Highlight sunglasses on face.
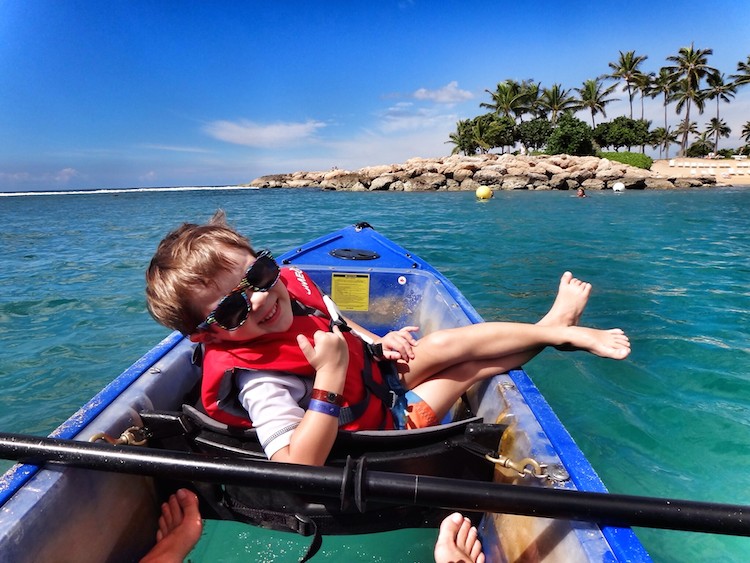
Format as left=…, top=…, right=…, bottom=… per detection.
left=196, top=250, right=280, bottom=332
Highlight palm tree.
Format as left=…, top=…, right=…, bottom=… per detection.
left=634, top=71, right=654, bottom=120
left=516, top=80, right=543, bottom=121
left=446, top=119, right=477, bottom=155
left=704, top=118, right=731, bottom=153
left=649, top=68, right=677, bottom=131
left=689, top=131, right=714, bottom=157
left=470, top=118, right=493, bottom=153
left=607, top=50, right=648, bottom=119
left=730, top=55, right=750, bottom=87
left=480, top=80, right=526, bottom=121
left=574, top=78, right=618, bottom=127
left=705, top=73, right=736, bottom=152
left=665, top=43, right=717, bottom=156
left=650, top=126, right=678, bottom=159
left=539, top=84, right=577, bottom=124
left=742, top=121, right=750, bottom=144
left=741, top=121, right=750, bottom=154
left=674, top=118, right=699, bottom=147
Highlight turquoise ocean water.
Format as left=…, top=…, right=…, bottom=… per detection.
left=1, top=187, right=749, bottom=562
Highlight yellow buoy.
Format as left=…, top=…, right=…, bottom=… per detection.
left=475, top=185, right=493, bottom=200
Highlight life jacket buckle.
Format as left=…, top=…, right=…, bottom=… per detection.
left=366, top=342, right=384, bottom=360
left=330, top=317, right=351, bottom=332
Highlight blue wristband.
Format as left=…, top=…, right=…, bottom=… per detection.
left=308, top=398, right=341, bottom=418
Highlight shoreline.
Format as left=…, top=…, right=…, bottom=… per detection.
left=247, top=154, right=729, bottom=192
left=650, top=157, right=750, bottom=186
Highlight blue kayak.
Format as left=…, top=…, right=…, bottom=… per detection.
left=0, top=222, right=651, bottom=562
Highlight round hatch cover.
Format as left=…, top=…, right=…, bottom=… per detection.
left=329, top=248, right=380, bottom=260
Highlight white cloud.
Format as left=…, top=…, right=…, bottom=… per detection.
left=248, top=117, right=459, bottom=175
left=140, top=144, right=212, bottom=154
left=203, top=119, right=327, bottom=148
left=413, top=81, right=474, bottom=104
left=54, top=168, right=80, bottom=183
left=0, top=168, right=82, bottom=189
left=378, top=102, right=460, bottom=134
left=139, top=171, right=158, bottom=183
left=0, top=171, right=32, bottom=183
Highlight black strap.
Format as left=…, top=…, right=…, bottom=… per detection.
left=225, top=494, right=323, bottom=562
left=295, top=296, right=397, bottom=428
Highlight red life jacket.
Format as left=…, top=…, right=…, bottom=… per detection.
left=201, top=267, right=395, bottom=431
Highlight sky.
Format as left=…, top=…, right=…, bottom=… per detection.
left=1, top=1, right=749, bottom=192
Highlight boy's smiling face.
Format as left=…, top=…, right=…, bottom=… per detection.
left=190, top=247, right=293, bottom=344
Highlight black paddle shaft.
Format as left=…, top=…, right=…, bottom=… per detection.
left=1, top=432, right=749, bottom=536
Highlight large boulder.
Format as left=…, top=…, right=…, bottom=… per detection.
left=249, top=174, right=291, bottom=188
left=501, top=176, right=530, bottom=190
left=405, top=172, right=447, bottom=191
left=369, top=174, right=396, bottom=191
left=548, top=172, right=570, bottom=189
left=359, top=164, right=397, bottom=179
left=474, top=166, right=507, bottom=185
left=320, top=172, right=368, bottom=190
left=644, top=178, right=677, bottom=190
left=581, top=178, right=606, bottom=190
left=459, top=178, right=483, bottom=191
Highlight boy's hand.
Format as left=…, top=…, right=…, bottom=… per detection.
left=297, top=326, right=349, bottom=373
left=377, top=326, right=419, bottom=361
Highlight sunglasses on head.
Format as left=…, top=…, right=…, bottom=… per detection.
left=196, top=250, right=280, bottom=332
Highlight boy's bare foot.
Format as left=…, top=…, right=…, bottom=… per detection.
left=434, top=512, right=485, bottom=563
left=566, top=326, right=631, bottom=360
left=140, top=489, right=203, bottom=563
left=538, top=272, right=591, bottom=328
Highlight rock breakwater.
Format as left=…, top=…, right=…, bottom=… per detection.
left=248, top=154, right=716, bottom=191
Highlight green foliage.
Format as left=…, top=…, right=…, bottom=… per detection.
left=599, top=151, right=653, bottom=169
left=476, top=113, right=516, bottom=150
left=594, top=116, right=649, bottom=151
left=516, top=117, right=552, bottom=151
left=686, top=133, right=713, bottom=157
left=447, top=119, right=478, bottom=155
left=546, top=113, right=595, bottom=156
left=447, top=114, right=517, bottom=155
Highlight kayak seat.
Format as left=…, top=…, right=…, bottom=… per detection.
left=139, top=405, right=507, bottom=541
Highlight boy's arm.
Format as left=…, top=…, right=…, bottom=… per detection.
left=270, top=327, right=348, bottom=466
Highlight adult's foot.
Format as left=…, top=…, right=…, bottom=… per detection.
left=538, top=271, right=592, bottom=328
left=140, top=489, right=203, bottom=563
left=434, top=512, right=485, bottom=563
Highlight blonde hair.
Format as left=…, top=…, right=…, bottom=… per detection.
left=145, top=210, right=255, bottom=334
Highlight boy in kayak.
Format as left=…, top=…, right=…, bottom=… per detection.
left=146, top=212, right=630, bottom=466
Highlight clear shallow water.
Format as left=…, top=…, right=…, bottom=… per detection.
left=1, top=187, right=749, bottom=562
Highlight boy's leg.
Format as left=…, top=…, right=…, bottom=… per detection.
left=400, top=273, right=630, bottom=419
left=400, top=272, right=586, bottom=386
left=401, top=322, right=629, bottom=385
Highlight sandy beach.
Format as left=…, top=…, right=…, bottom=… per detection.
left=651, top=157, right=750, bottom=186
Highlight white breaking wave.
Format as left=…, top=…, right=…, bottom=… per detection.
left=0, top=185, right=259, bottom=197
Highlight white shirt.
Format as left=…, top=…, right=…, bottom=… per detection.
left=236, top=369, right=313, bottom=459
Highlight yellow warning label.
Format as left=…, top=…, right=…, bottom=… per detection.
left=331, top=273, right=370, bottom=311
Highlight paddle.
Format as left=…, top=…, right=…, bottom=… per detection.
left=1, top=431, right=749, bottom=537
